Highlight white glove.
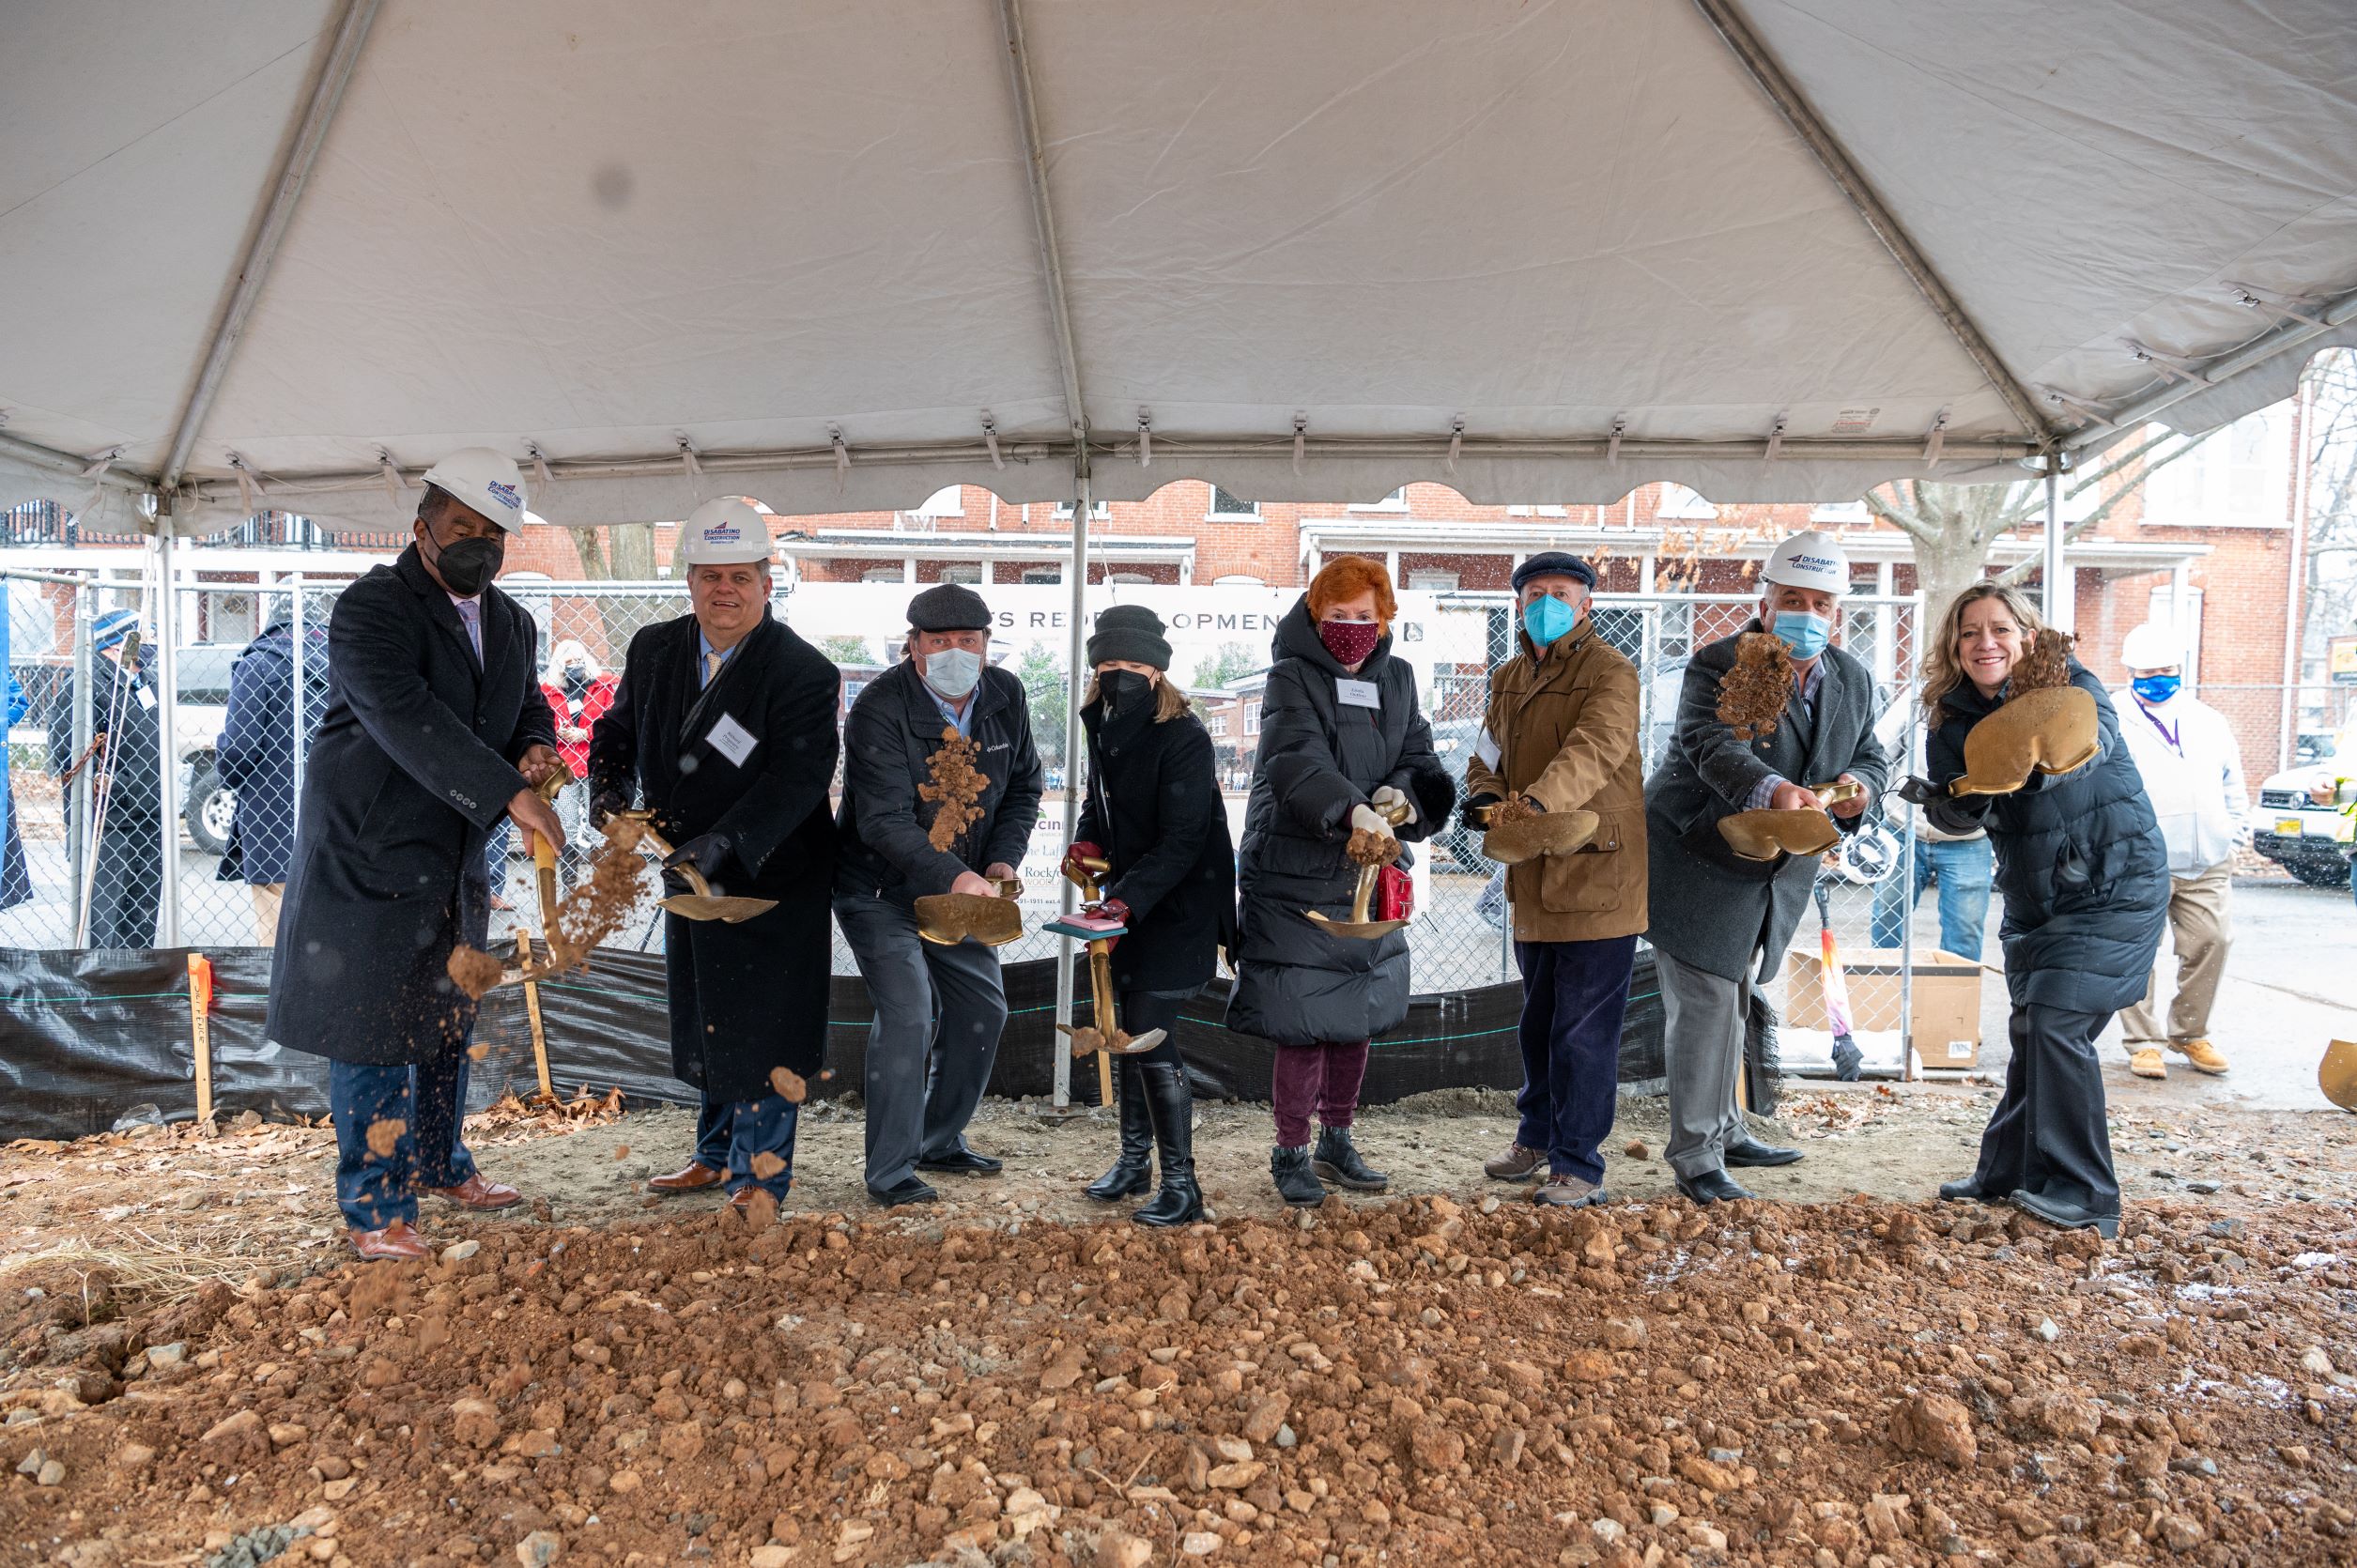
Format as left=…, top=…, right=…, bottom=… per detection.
left=1349, top=803, right=1397, bottom=840
left=1370, top=785, right=1416, bottom=826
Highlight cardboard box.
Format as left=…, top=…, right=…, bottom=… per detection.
left=1783, top=947, right=1985, bottom=1069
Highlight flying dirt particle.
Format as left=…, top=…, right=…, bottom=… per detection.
left=921, top=728, right=988, bottom=851
left=468, top=1040, right=490, bottom=1062
left=750, top=1152, right=787, bottom=1181
left=365, top=1119, right=406, bottom=1160
left=769, top=1068, right=809, bottom=1104
left=1718, top=633, right=1794, bottom=742
left=446, top=945, right=506, bottom=1001
left=2014, top=627, right=2075, bottom=691
left=612, top=1145, right=630, bottom=1160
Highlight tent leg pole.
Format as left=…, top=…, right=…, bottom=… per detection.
left=1051, top=471, right=1092, bottom=1111
left=2042, top=458, right=2071, bottom=635
left=153, top=526, right=182, bottom=948
left=69, top=584, right=92, bottom=942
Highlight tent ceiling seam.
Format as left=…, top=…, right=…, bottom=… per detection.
left=1690, top=0, right=2054, bottom=446
left=2058, top=284, right=2357, bottom=453
left=153, top=0, right=385, bottom=500
left=996, top=0, right=1090, bottom=484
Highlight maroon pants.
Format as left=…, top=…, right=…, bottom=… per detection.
left=1271, top=1039, right=1370, bottom=1146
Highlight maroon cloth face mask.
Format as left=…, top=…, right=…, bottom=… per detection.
left=1317, top=619, right=1382, bottom=668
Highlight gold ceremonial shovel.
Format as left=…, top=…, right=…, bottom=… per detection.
left=1717, top=778, right=1862, bottom=863
left=2321, top=1039, right=2357, bottom=1114
left=623, top=810, right=779, bottom=924
left=915, top=876, right=1024, bottom=948
left=1476, top=803, right=1600, bottom=865
left=1951, top=686, right=2100, bottom=796
left=1047, top=857, right=1167, bottom=1091
left=1305, top=799, right=1413, bottom=941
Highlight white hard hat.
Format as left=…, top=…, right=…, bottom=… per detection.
left=2119, top=623, right=2183, bottom=671
left=418, top=447, right=529, bottom=534
left=680, top=496, right=774, bottom=565
left=1761, top=530, right=1851, bottom=594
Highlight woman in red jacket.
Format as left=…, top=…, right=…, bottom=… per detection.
left=541, top=639, right=619, bottom=880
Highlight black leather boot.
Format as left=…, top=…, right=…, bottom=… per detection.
left=1131, top=1063, right=1203, bottom=1227
left=1271, top=1144, right=1324, bottom=1207
left=1086, top=1057, right=1153, bottom=1203
left=1312, top=1124, right=1387, bottom=1191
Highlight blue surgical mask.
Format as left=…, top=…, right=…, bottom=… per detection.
left=2131, top=674, right=2181, bottom=706
left=1772, top=610, right=1832, bottom=660
left=1522, top=595, right=1578, bottom=648
left=920, top=647, right=983, bottom=700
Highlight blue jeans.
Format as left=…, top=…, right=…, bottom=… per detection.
left=1513, top=934, right=1640, bottom=1183
left=692, top=1093, right=800, bottom=1199
left=1870, top=837, right=1992, bottom=961
left=330, top=1046, right=480, bottom=1230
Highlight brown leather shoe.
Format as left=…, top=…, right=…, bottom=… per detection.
left=348, top=1219, right=432, bottom=1261
left=646, top=1161, right=727, bottom=1195
left=729, top=1187, right=778, bottom=1225
left=424, top=1174, right=523, bottom=1210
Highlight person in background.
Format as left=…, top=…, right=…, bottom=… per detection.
left=1901, top=583, right=2165, bottom=1237
left=2110, top=623, right=2247, bottom=1081
left=1066, top=606, right=1236, bottom=1227
left=1642, top=531, right=1887, bottom=1204
left=47, top=607, right=162, bottom=947
left=3, top=674, right=32, bottom=911
left=1463, top=552, right=1647, bottom=1207
left=1868, top=807, right=1992, bottom=961
left=268, top=448, right=566, bottom=1261
left=540, top=638, right=620, bottom=884
left=1228, top=557, right=1455, bottom=1207
left=590, top=498, right=840, bottom=1217
left=215, top=607, right=331, bottom=945
left=834, top=584, right=1044, bottom=1207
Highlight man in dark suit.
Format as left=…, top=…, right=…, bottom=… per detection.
left=588, top=496, right=840, bottom=1218
left=834, top=584, right=1043, bottom=1207
left=267, top=448, right=566, bottom=1260
left=48, top=607, right=162, bottom=946
left=1643, top=531, right=1887, bottom=1204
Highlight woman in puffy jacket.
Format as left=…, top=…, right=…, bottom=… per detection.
left=1228, top=557, right=1454, bottom=1207
left=1901, top=582, right=2165, bottom=1237
left=1064, top=605, right=1236, bottom=1227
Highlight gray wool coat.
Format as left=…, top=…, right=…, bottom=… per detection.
left=1643, top=624, right=1889, bottom=984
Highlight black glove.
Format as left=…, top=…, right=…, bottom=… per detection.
left=664, top=831, right=732, bottom=881
left=1461, top=792, right=1502, bottom=830
left=589, top=788, right=631, bottom=830
left=1893, top=776, right=1945, bottom=808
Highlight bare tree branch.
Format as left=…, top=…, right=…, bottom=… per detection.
left=1995, top=431, right=2226, bottom=586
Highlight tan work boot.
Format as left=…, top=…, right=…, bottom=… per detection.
left=2171, top=1038, right=2228, bottom=1076
left=2127, top=1047, right=2167, bottom=1080
left=1484, top=1144, right=1545, bottom=1181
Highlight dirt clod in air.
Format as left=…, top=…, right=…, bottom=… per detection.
left=749, top=1151, right=787, bottom=1181
left=362, top=1118, right=405, bottom=1160
left=1347, top=827, right=1402, bottom=868
left=447, top=819, right=652, bottom=1001
left=443, top=945, right=506, bottom=1002
left=2013, top=626, right=2075, bottom=692
left=1718, top=631, right=1795, bottom=742
left=768, top=1068, right=809, bottom=1104
left=921, top=728, right=988, bottom=852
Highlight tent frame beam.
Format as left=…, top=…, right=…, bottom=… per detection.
left=1692, top=0, right=2053, bottom=445
left=154, top=0, right=384, bottom=496
left=997, top=0, right=1091, bottom=474
left=2060, top=284, right=2357, bottom=452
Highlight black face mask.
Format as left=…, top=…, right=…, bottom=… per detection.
left=426, top=529, right=505, bottom=596
left=1100, top=669, right=1153, bottom=715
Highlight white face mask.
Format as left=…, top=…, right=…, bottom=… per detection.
left=920, top=646, right=983, bottom=700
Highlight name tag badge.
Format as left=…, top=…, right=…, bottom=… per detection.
left=1336, top=678, right=1380, bottom=710
left=135, top=685, right=157, bottom=712
left=1474, top=728, right=1501, bottom=769
left=706, top=712, right=758, bottom=767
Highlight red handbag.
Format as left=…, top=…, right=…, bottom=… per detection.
left=1376, top=863, right=1413, bottom=922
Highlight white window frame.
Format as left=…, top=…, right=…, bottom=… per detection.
left=1207, top=484, right=1261, bottom=521
left=2137, top=409, right=2293, bottom=530
left=1656, top=484, right=1719, bottom=521
left=1506, top=504, right=1569, bottom=517
left=1406, top=570, right=1459, bottom=592
left=915, top=484, right=964, bottom=518
left=1809, top=500, right=1869, bottom=524
left=1053, top=500, right=1112, bottom=520
left=1244, top=701, right=1262, bottom=736
left=938, top=563, right=982, bottom=584
left=1021, top=566, right=1064, bottom=585
left=1347, top=487, right=1409, bottom=513
left=859, top=566, right=903, bottom=584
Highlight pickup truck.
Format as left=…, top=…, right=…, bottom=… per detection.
left=2251, top=723, right=2356, bottom=888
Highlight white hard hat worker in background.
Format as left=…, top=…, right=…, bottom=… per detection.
left=2110, top=622, right=2247, bottom=1084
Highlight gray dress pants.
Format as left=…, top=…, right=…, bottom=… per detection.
left=1656, top=947, right=1755, bottom=1179
left=833, top=890, right=1009, bottom=1195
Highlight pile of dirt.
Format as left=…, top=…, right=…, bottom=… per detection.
left=5, top=1191, right=2353, bottom=1566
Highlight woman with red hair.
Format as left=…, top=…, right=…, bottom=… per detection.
left=1229, top=556, right=1455, bottom=1206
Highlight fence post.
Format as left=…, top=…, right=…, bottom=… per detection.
left=69, top=583, right=93, bottom=941
left=152, top=525, right=182, bottom=947
left=290, top=572, right=307, bottom=838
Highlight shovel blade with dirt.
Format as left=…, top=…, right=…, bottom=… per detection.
left=1479, top=807, right=1599, bottom=866
left=915, top=892, right=1024, bottom=947
left=2321, top=1039, right=2357, bottom=1113
left=621, top=812, right=779, bottom=924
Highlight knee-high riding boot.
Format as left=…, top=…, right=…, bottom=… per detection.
left=1132, top=1061, right=1204, bottom=1227
left=1086, top=1056, right=1154, bottom=1202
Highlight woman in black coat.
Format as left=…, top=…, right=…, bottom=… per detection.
left=1065, top=605, right=1236, bottom=1227
left=1902, top=582, right=2166, bottom=1237
left=1229, top=558, right=1455, bottom=1207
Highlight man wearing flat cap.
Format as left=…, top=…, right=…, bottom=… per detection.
left=1462, top=553, right=1647, bottom=1207
left=834, top=583, right=1044, bottom=1205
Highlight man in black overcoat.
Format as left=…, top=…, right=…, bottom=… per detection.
left=835, top=583, right=1043, bottom=1207
left=48, top=607, right=163, bottom=947
left=266, top=448, right=566, bottom=1261
left=588, top=497, right=840, bottom=1215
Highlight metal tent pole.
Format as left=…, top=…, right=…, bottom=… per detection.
left=152, top=525, right=182, bottom=946
left=1051, top=472, right=1093, bottom=1110
left=2042, top=459, right=2072, bottom=634
left=289, top=572, right=308, bottom=836
left=69, top=585, right=93, bottom=940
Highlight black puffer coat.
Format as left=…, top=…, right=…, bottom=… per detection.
left=1926, top=662, right=2167, bottom=1012
left=1073, top=694, right=1237, bottom=994
left=1227, top=599, right=1456, bottom=1045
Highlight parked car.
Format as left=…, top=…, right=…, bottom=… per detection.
left=172, top=644, right=240, bottom=855
left=2251, top=722, right=2356, bottom=888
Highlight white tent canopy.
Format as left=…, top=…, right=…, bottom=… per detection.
left=3, top=0, right=2354, bottom=534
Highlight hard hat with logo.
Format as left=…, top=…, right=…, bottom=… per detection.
left=1761, top=530, right=1851, bottom=595
left=418, top=447, right=530, bottom=534
left=2119, top=623, right=2183, bottom=672
left=679, top=496, right=774, bottom=565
